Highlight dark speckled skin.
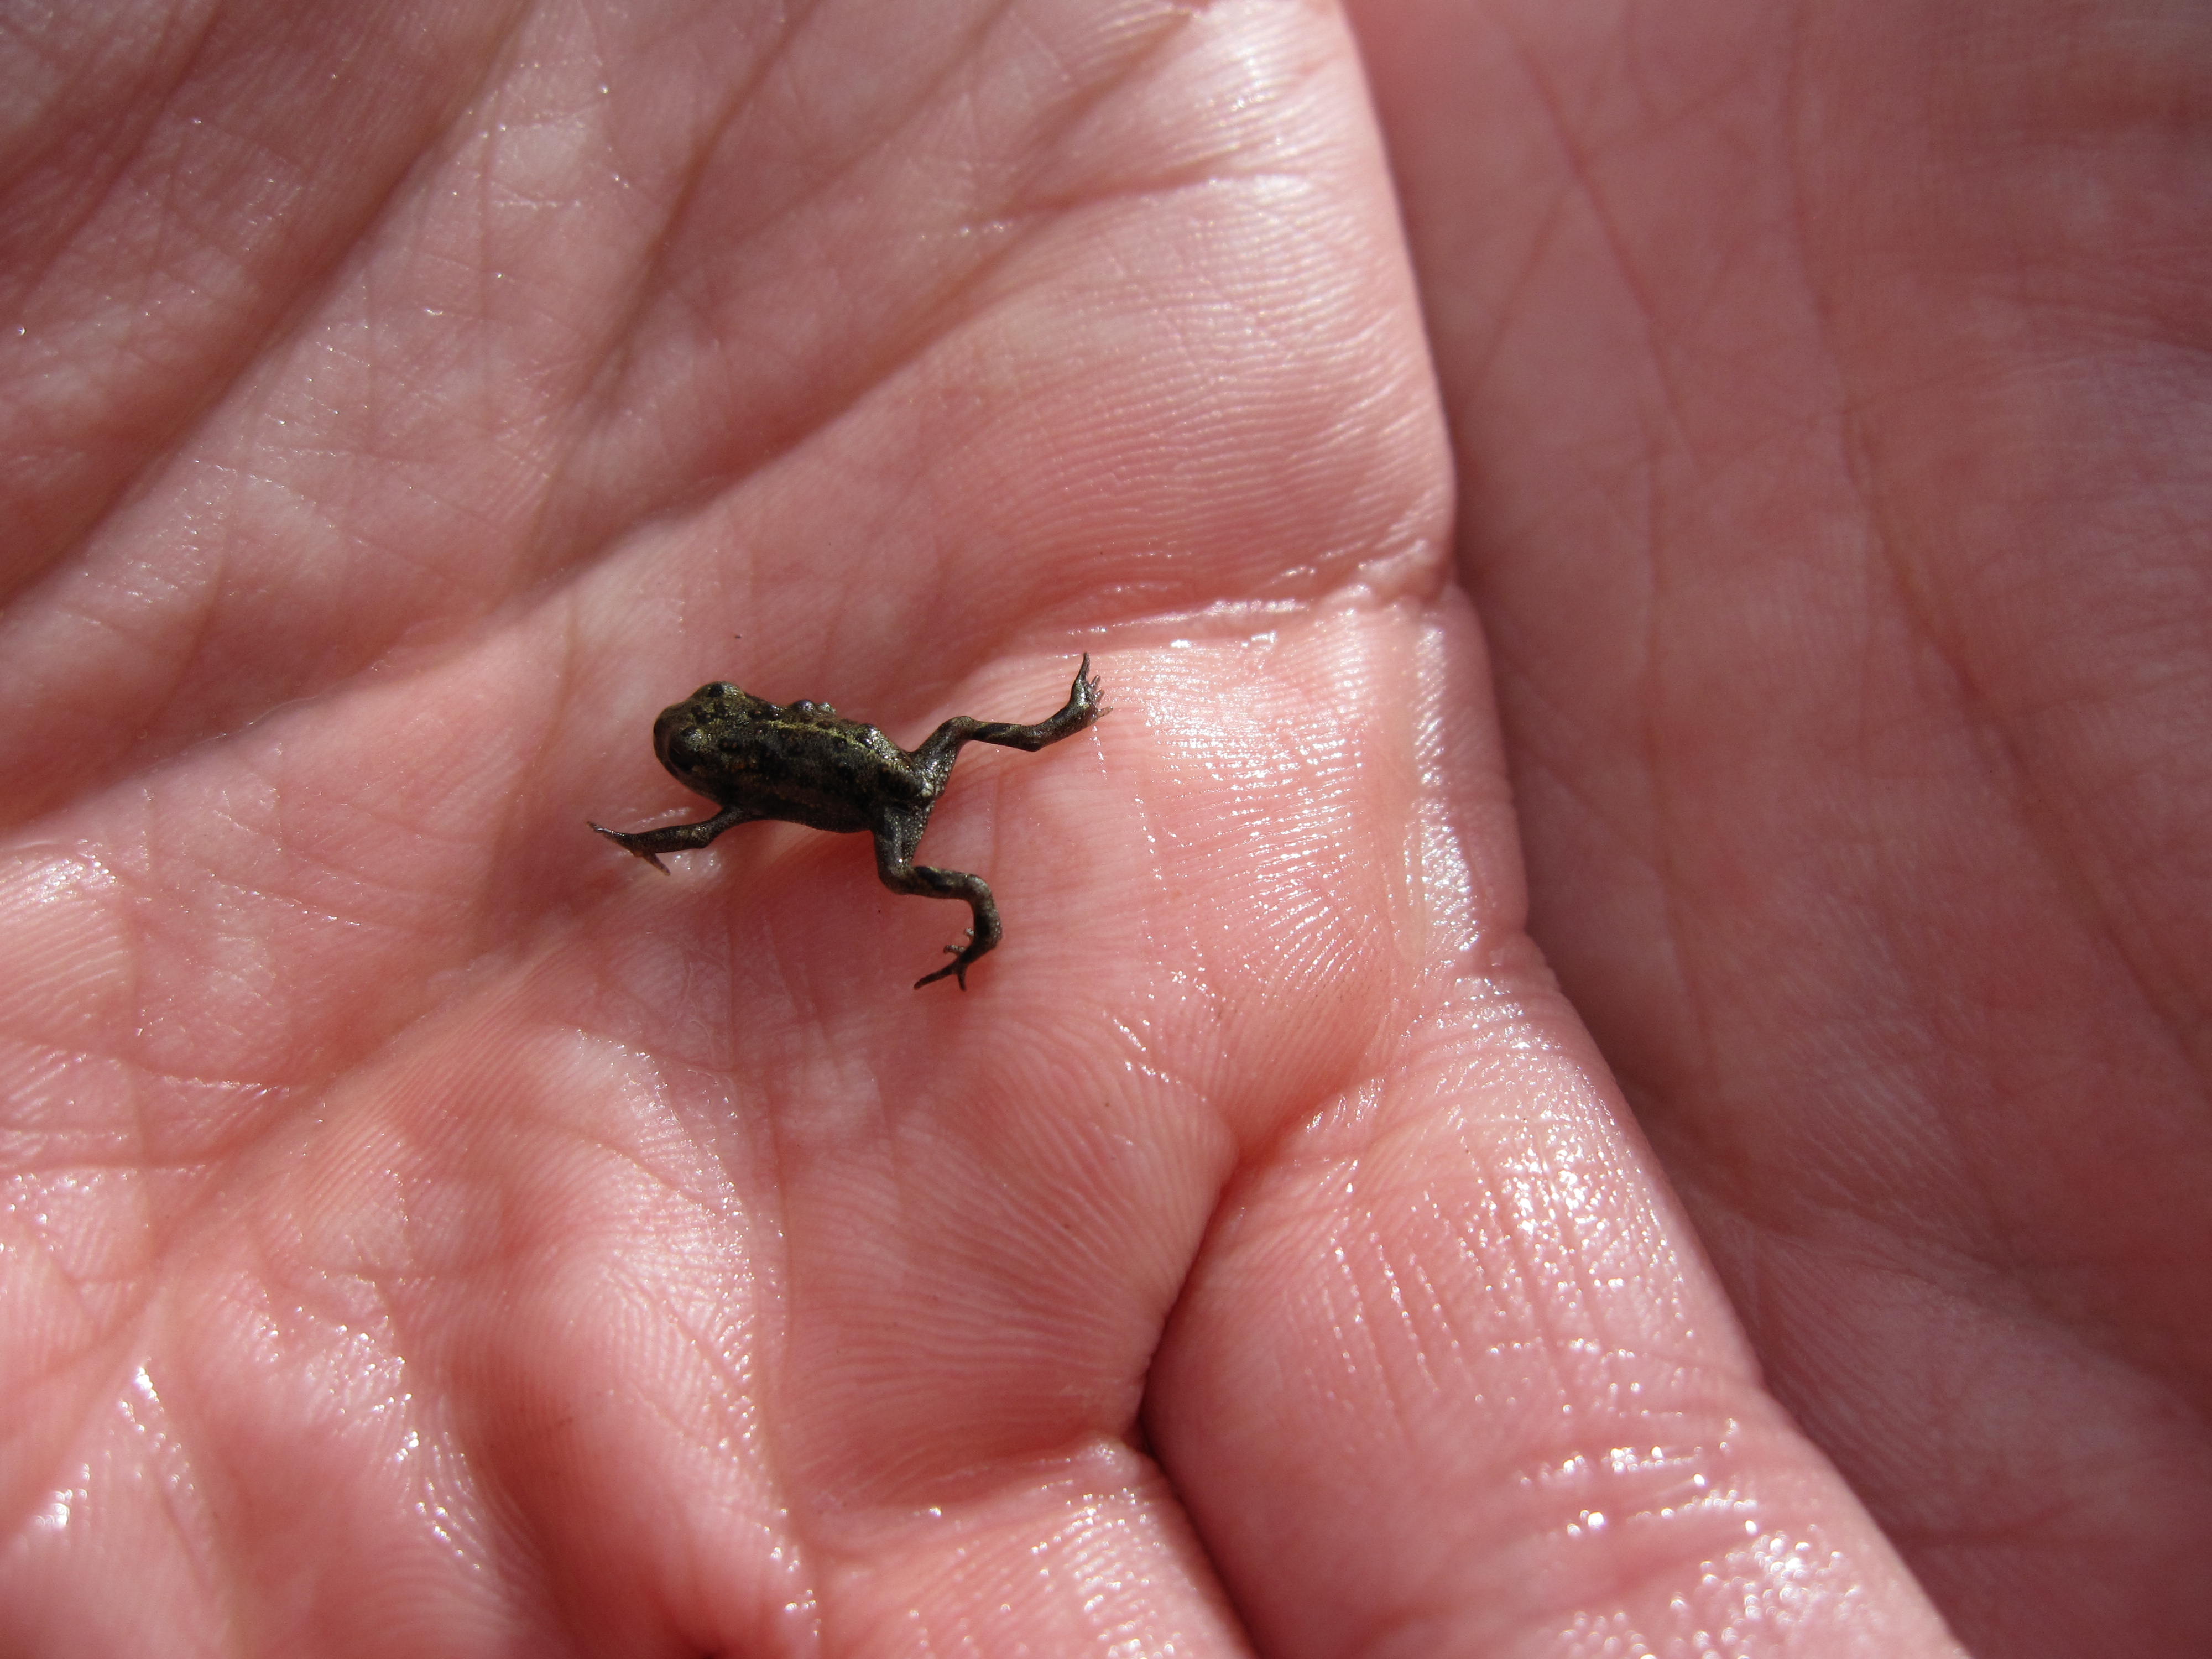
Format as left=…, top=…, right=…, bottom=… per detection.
left=591, top=656, right=1106, bottom=988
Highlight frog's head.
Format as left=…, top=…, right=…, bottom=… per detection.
left=651, top=682, right=770, bottom=779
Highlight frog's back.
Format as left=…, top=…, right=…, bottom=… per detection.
left=740, top=715, right=925, bottom=832
left=655, top=686, right=928, bottom=834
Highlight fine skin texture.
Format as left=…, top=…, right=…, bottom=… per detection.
left=589, top=658, right=1108, bottom=988
left=1342, top=1, right=2212, bottom=1653
left=0, top=4, right=2201, bottom=1659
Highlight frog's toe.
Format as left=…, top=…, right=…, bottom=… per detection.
left=588, top=822, right=671, bottom=873
left=913, top=947, right=964, bottom=990
left=914, top=938, right=979, bottom=990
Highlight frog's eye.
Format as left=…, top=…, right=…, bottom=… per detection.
left=701, top=682, right=739, bottom=699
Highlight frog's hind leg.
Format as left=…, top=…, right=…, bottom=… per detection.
left=872, top=807, right=1002, bottom=989
left=906, top=655, right=1107, bottom=792
left=589, top=805, right=758, bottom=873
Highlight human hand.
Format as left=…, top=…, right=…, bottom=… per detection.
left=1352, top=0, right=2212, bottom=1653
left=0, top=1, right=2098, bottom=1653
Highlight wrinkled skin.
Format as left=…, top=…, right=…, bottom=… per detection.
left=1, top=1, right=2205, bottom=1655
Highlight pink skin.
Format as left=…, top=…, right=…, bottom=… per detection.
left=1347, top=1, right=2212, bottom=1653
left=0, top=1, right=2198, bottom=1655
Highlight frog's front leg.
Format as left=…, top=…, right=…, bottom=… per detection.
left=906, top=655, right=1106, bottom=792
left=589, top=805, right=759, bottom=873
left=872, top=805, right=1002, bottom=989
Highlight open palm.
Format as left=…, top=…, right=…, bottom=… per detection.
left=1352, top=0, right=2212, bottom=1653
left=4, top=1, right=2203, bottom=1656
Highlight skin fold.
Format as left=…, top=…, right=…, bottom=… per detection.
left=0, top=1, right=2202, bottom=1654
left=1345, top=2, right=2212, bottom=1652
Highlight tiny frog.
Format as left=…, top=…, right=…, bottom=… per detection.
left=591, top=656, right=1107, bottom=989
